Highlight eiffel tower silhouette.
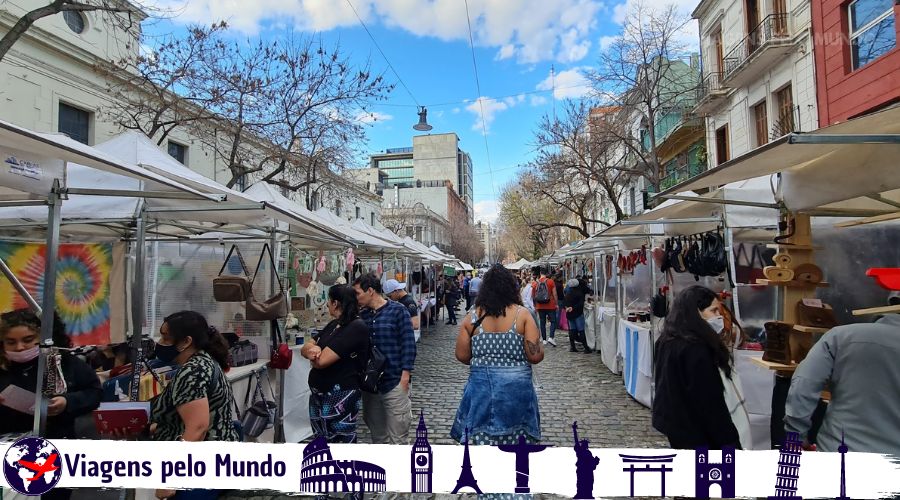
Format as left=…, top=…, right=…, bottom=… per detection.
left=452, top=427, right=483, bottom=494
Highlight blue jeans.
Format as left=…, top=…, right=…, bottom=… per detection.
left=538, top=309, right=557, bottom=340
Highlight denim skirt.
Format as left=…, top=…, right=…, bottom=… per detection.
left=451, top=364, right=541, bottom=443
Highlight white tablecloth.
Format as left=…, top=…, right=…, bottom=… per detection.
left=734, top=349, right=775, bottom=450
left=618, top=320, right=654, bottom=408
left=600, top=309, right=619, bottom=374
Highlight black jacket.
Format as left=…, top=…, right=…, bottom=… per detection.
left=652, top=336, right=740, bottom=449
left=0, top=352, right=102, bottom=439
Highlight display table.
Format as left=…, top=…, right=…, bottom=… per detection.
left=734, top=349, right=775, bottom=450
left=617, top=320, right=653, bottom=408
left=598, top=308, right=619, bottom=374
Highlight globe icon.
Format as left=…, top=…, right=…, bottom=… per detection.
left=3, top=437, right=63, bottom=496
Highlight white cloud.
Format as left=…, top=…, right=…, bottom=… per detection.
left=607, top=0, right=700, bottom=50
left=536, top=67, right=592, bottom=100
left=475, top=200, right=499, bottom=224
left=153, top=0, right=603, bottom=64
left=466, top=97, right=514, bottom=133
left=530, top=95, right=549, bottom=106
left=452, top=107, right=461, bottom=114
left=599, top=35, right=617, bottom=52
left=355, top=111, right=394, bottom=124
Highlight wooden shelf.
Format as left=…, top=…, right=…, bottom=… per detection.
left=792, top=325, right=831, bottom=334
left=766, top=244, right=820, bottom=250
left=755, top=279, right=830, bottom=288
left=750, top=357, right=798, bottom=371
left=852, top=304, right=900, bottom=316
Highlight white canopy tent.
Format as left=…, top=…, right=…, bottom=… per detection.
left=505, top=258, right=532, bottom=270
left=0, top=120, right=218, bottom=437
left=654, top=104, right=900, bottom=221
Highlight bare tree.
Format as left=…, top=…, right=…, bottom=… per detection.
left=586, top=1, right=695, bottom=191
left=498, top=174, right=570, bottom=259
left=99, top=22, right=228, bottom=145
left=529, top=100, right=634, bottom=237
left=449, top=218, right=484, bottom=265
left=0, top=0, right=146, bottom=63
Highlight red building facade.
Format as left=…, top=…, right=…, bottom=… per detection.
left=812, top=0, right=900, bottom=125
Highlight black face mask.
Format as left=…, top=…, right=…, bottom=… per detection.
left=155, top=343, right=180, bottom=363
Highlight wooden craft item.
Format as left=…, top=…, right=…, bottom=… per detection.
left=789, top=329, right=815, bottom=363
left=764, top=266, right=795, bottom=281
left=762, top=321, right=793, bottom=364
left=773, top=253, right=793, bottom=267
left=793, top=263, right=824, bottom=284
left=796, top=302, right=838, bottom=329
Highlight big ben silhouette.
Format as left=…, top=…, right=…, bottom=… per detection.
left=411, top=411, right=433, bottom=493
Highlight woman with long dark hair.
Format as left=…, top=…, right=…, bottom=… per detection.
left=150, top=311, right=237, bottom=500
left=452, top=264, right=544, bottom=445
left=300, top=284, right=370, bottom=443
left=652, top=286, right=748, bottom=449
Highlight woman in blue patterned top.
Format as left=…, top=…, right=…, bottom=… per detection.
left=452, top=264, right=544, bottom=446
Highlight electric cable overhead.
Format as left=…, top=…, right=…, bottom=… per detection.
left=373, top=82, right=589, bottom=108
left=345, top=0, right=420, bottom=107
left=464, top=0, right=497, bottom=201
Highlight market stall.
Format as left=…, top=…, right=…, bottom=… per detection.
left=653, top=104, right=900, bottom=448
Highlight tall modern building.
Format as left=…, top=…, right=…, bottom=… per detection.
left=368, top=133, right=475, bottom=222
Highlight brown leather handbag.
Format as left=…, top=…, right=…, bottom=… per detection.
left=246, top=243, right=288, bottom=321
left=213, top=245, right=251, bottom=302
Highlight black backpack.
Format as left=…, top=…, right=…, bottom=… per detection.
left=534, top=279, right=551, bottom=304
left=359, top=343, right=386, bottom=393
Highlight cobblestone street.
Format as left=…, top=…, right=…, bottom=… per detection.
left=358, top=306, right=666, bottom=449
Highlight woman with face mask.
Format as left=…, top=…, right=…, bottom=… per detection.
left=651, top=285, right=750, bottom=450
left=0, top=308, right=101, bottom=441
left=300, top=284, right=370, bottom=443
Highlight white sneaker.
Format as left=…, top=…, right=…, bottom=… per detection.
left=542, top=339, right=548, bottom=345
left=547, top=338, right=557, bottom=347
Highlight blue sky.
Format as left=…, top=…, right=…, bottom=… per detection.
left=146, top=0, right=695, bottom=223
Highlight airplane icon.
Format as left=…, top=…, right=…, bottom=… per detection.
left=18, top=453, right=60, bottom=482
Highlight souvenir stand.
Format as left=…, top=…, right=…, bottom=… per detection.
left=0, top=120, right=219, bottom=438
left=653, top=104, right=900, bottom=448
left=0, top=127, right=358, bottom=445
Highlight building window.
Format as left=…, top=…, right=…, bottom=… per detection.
left=371, top=212, right=375, bottom=225
left=63, top=11, right=85, bottom=34
left=753, top=101, right=768, bottom=147
left=849, top=0, right=896, bottom=70
left=167, top=141, right=187, bottom=164
left=335, top=200, right=341, bottom=216
left=774, top=85, right=794, bottom=137
left=355, top=206, right=361, bottom=219
left=58, top=102, right=90, bottom=144
left=234, top=175, right=247, bottom=191
left=715, top=124, right=730, bottom=165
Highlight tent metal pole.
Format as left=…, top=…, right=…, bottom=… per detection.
left=32, top=181, right=63, bottom=435
left=144, top=203, right=264, bottom=213
left=63, top=188, right=222, bottom=201
left=0, top=256, right=41, bottom=314
left=271, top=227, right=286, bottom=444
left=0, top=200, right=47, bottom=208
left=657, top=195, right=780, bottom=209
left=128, top=203, right=147, bottom=402
left=592, top=254, right=600, bottom=352
left=724, top=226, right=743, bottom=325
left=648, top=235, right=657, bottom=408
left=787, top=133, right=900, bottom=144
left=618, top=217, right=722, bottom=225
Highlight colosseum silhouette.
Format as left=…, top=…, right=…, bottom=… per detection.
left=300, top=436, right=387, bottom=493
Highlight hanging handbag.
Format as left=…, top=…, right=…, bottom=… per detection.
left=650, top=287, right=669, bottom=318
left=268, top=319, right=293, bottom=370
left=246, top=243, right=288, bottom=321
left=240, top=371, right=277, bottom=438
left=214, top=245, right=252, bottom=302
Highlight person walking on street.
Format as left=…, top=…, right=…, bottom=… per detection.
left=785, top=311, right=900, bottom=455
left=468, top=273, right=483, bottom=310
left=463, top=273, right=472, bottom=311
left=532, top=267, right=558, bottom=346
left=564, top=278, right=593, bottom=353
left=353, top=274, right=416, bottom=444
left=520, top=275, right=539, bottom=327
left=652, top=286, right=748, bottom=450
left=452, top=264, right=544, bottom=445
left=384, top=279, right=420, bottom=343
left=444, top=277, right=460, bottom=325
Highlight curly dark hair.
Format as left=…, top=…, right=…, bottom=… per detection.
left=473, top=264, right=522, bottom=318
left=163, top=311, right=230, bottom=369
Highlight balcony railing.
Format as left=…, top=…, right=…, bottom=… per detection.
left=659, top=161, right=707, bottom=191
left=723, top=13, right=791, bottom=79
left=697, top=71, right=727, bottom=100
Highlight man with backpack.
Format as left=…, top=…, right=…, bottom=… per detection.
left=532, top=267, right=558, bottom=346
